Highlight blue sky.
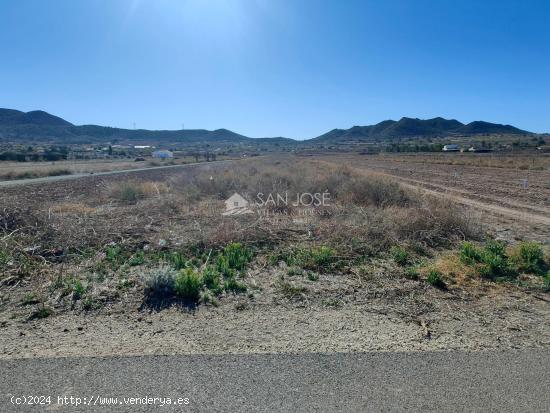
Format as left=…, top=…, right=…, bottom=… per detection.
left=1, top=0, right=549, bottom=139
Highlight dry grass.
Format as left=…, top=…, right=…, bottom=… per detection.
left=0, top=168, right=73, bottom=181
left=106, top=180, right=169, bottom=203
left=380, top=153, right=550, bottom=170
left=49, top=202, right=96, bottom=215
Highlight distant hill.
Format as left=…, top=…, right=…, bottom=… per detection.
left=312, top=117, right=531, bottom=143
left=0, top=109, right=534, bottom=146
left=0, top=108, right=73, bottom=127
left=0, top=109, right=253, bottom=145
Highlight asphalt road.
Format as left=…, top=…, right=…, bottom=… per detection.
left=1, top=350, right=549, bottom=412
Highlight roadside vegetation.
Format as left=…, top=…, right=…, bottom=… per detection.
left=0, top=156, right=548, bottom=321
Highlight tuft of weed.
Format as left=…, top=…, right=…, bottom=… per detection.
left=169, top=251, right=188, bottom=270
left=128, top=251, right=145, bottom=266
left=459, top=242, right=483, bottom=265
left=511, top=241, right=547, bottom=275
left=202, top=266, right=223, bottom=295
left=174, top=268, right=202, bottom=301
left=216, top=243, right=252, bottom=277
left=274, top=246, right=337, bottom=272
left=29, top=305, right=52, bottom=320
left=390, top=246, right=409, bottom=266
left=81, top=296, right=101, bottom=311
left=405, top=266, right=420, bottom=280
left=426, top=269, right=446, bottom=289
left=307, top=272, right=319, bottom=281
left=224, top=278, right=247, bottom=294
left=22, top=292, right=39, bottom=305
left=278, top=281, right=308, bottom=299
left=71, top=279, right=86, bottom=300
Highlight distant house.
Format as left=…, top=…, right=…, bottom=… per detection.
left=442, top=144, right=460, bottom=152
left=152, top=150, right=174, bottom=159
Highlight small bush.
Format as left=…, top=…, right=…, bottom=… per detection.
left=71, top=279, right=86, bottom=300
left=512, top=241, right=546, bottom=275
left=128, top=251, right=145, bottom=266
left=142, top=266, right=176, bottom=299
left=29, top=305, right=52, bottom=320
left=224, top=277, right=247, bottom=293
left=169, top=251, right=188, bottom=270
left=174, top=269, right=202, bottom=301
left=460, top=240, right=514, bottom=279
left=426, top=269, right=446, bottom=289
left=276, top=246, right=336, bottom=272
left=310, top=246, right=336, bottom=268
left=202, top=266, right=223, bottom=294
left=459, top=242, right=483, bottom=265
left=390, top=246, right=409, bottom=266
left=216, top=243, right=252, bottom=277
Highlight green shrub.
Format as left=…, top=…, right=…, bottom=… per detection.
left=216, top=243, right=252, bottom=277
left=29, top=305, right=52, bottom=320
left=426, top=269, right=446, bottom=289
left=390, top=246, right=409, bottom=266
left=276, top=246, right=336, bottom=272
left=459, top=242, right=483, bottom=264
left=128, top=251, right=145, bottom=266
left=513, top=241, right=546, bottom=275
left=202, top=266, right=222, bottom=294
left=169, top=251, right=188, bottom=270
left=544, top=271, right=550, bottom=291
left=310, top=246, right=336, bottom=268
left=460, top=240, right=514, bottom=279
left=71, top=279, right=86, bottom=300
left=174, top=269, right=202, bottom=301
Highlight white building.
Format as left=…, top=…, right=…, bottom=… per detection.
left=442, top=144, right=460, bottom=152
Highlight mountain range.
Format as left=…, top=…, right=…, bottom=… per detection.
left=312, top=117, right=529, bottom=143
left=0, top=109, right=533, bottom=145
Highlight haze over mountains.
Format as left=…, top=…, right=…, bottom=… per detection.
left=0, top=108, right=533, bottom=145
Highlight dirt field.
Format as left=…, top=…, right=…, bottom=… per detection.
left=319, top=154, right=550, bottom=243
left=0, top=154, right=548, bottom=359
